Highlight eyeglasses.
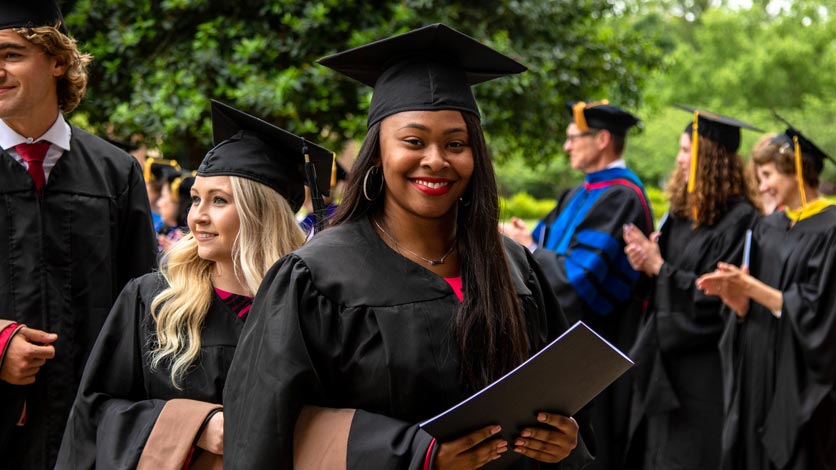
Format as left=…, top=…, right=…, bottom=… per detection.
left=564, top=131, right=598, bottom=143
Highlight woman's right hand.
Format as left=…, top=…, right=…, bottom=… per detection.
left=623, top=224, right=663, bottom=276
left=696, top=263, right=752, bottom=318
left=434, top=425, right=508, bottom=470
left=197, top=411, right=224, bottom=455
left=499, top=217, right=534, bottom=248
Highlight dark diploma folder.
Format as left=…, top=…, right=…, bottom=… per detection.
left=419, top=321, right=633, bottom=467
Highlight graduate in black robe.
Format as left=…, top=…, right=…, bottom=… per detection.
left=697, top=121, right=836, bottom=470
left=623, top=106, right=762, bottom=469
left=0, top=5, right=157, bottom=468
left=225, top=24, right=592, bottom=470
left=55, top=101, right=333, bottom=469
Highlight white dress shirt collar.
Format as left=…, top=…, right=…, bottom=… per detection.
left=0, top=114, right=72, bottom=152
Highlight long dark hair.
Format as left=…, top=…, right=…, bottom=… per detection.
left=332, top=113, right=530, bottom=390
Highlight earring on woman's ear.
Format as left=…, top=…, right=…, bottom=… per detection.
left=363, top=166, right=384, bottom=201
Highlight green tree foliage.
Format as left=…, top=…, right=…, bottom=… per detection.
left=622, top=2, right=836, bottom=190
left=64, top=0, right=662, bottom=167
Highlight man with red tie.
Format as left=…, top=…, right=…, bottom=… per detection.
left=0, top=2, right=156, bottom=468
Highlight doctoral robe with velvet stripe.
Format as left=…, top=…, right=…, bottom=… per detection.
left=55, top=273, right=243, bottom=470
left=627, top=199, right=759, bottom=470
left=531, top=166, right=653, bottom=470
left=224, top=218, right=594, bottom=469
left=719, top=207, right=836, bottom=470
left=0, top=127, right=156, bottom=470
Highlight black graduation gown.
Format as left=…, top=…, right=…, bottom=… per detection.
left=532, top=171, right=653, bottom=470
left=627, top=200, right=760, bottom=469
left=0, top=127, right=156, bottom=469
left=224, top=219, right=594, bottom=470
left=54, top=272, right=244, bottom=469
left=719, top=207, right=836, bottom=470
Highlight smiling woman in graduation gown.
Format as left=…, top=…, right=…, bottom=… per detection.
left=225, top=24, right=593, bottom=470
left=697, top=122, right=836, bottom=470
left=623, top=107, right=762, bottom=470
left=54, top=101, right=333, bottom=469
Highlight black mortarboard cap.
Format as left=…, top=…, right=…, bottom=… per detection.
left=675, top=104, right=762, bottom=153
left=144, top=157, right=181, bottom=183
left=318, top=23, right=527, bottom=128
left=771, top=112, right=834, bottom=174
left=566, top=100, right=640, bottom=137
left=198, top=100, right=334, bottom=213
left=0, top=0, right=67, bottom=34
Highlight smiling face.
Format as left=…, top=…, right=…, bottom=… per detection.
left=377, top=109, right=474, bottom=222
left=0, top=29, right=64, bottom=134
left=187, top=176, right=240, bottom=269
left=756, top=161, right=799, bottom=209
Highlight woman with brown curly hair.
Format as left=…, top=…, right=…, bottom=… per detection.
left=621, top=106, right=761, bottom=470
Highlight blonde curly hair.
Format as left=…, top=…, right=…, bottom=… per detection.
left=15, top=24, right=92, bottom=113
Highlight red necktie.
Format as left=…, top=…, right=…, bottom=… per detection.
left=15, top=142, right=51, bottom=191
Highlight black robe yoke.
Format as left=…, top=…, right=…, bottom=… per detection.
left=719, top=207, right=836, bottom=470
left=224, top=219, right=593, bottom=470
left=55, top=273, right=243, bottom=469
left=628, top=200, right=759, bottom=470
left=0, top=127, right=156, bottom=469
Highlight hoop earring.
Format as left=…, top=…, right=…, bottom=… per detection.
left=363, top=166, right=384, bottom=201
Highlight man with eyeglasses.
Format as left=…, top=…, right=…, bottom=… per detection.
left=501, top=100, right=653, bottom=470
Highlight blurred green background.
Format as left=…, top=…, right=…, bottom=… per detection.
left=61, top=0, right=836, bottom=223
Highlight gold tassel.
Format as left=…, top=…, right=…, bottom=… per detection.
left=688, top=112, right=699, bottom=220
left=170, top=176, right=183, bottom=203
left=793, top=135, right=807, bottom=209
left=330, top=153, right=337, bottom=188
left=572, top=100, right=609, bottom=132
left=144, top=157, right=156, bottom=182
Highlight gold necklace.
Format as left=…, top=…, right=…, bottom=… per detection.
left=374, top=219, right=456, bottom=266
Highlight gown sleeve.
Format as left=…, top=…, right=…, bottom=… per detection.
left=224, top=255, right=330, bottom=469
left=762, top=228, right=836, bottom=468
left=654, top=210, right=758, bottom=352
left=224, top=256, right=436, bottom=470
left=532, top=187, right=649, bottom=318
left=0, top=320, right=25, bottom=444
left=55, top=279, right=166, bottom=470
